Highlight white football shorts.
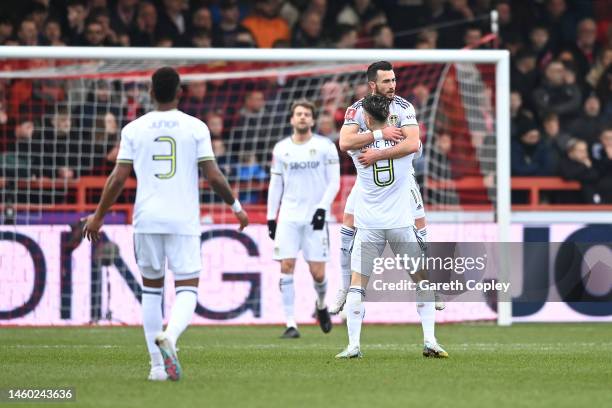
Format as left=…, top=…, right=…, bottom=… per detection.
left=273, top=221, right=330, bottom=262
left=134, top=233, right=201, bottom=280
left=351, top=227, right=421, bottom=277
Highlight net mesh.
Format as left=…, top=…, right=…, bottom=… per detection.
left=0, top=58, right=496, bottom=225
left=0, top=54, right=500, bottom=324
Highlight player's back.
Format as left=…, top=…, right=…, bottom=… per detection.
left=350, top=140, right=415, bottom=230
left=118, top=109, right=212, bottom=235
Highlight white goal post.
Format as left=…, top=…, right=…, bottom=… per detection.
left=0, top=46, right=512, bottom=325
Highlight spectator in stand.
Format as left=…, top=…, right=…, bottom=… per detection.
left=316, top=112, right=339, bottom=142
left=371, top=24, right=393, bottom=49
left=110, top=0, right=138, bottom=35
left=571, top=18, right=602, bottom=78
left=188, top=6, right=212, bottom=37
left=19, top=79, right=65, bottom=120
left=241, top=0, right=290, bottom=49
left=510, top=90, right=534, bottom=139
left=90, top=8, right=119, bottom=45
left=511, top=118, right=554, bottom=176
left=27, top=2, right=49, bottom=33
left=533, top=60, right=582, bottom=125
left=568, top=94, right=606, bottom=146
left=89, top=111, right=120, bottom=175
left=291, top=9, right=323, bottom=48
left=179, top=80, right=210, bottom=119
left=43, top=18, right=65, bottom=46
left=75, top=79, right=121, bottom=131
left=528, top=25, right=555, bottom=70
left=130, top=1, right=157, bottom=47
left=41, top=105, right=84, bottom=179
left=559, top=138, right=601, bottom=203
left=511, top=50, right=538, bottom=112
left=595, top=63, right=612, bottom=120
left=6, top=120, right=39, bottom=179
left=319, top=80, right=349, bottom=126
left=337, top=0, right=380, bottom=27
left=212, top=0, right=243, bottom=48
left=18, top=19, right=40, bottom=46
left=206, top=112, right=225, bottom=141
left=235, top=153, right=267, bottom=203
left=156, top=0, right=189, bottom=46
left=80, top=18, right=110, bottom=46
left=229, top=89, right=269, bottom=157
left=591, top=128, right=612, bottom=203
left=428, top=132, right=460, bottom=204
left=463, top=24, right=483, bottom=49
left=66, top=0, right=89, bottom=45
left=496, top=0, right=521, bottom=47
left=0, top=16, right=14, bottom=45
left=586, top=47, right=612, bottom=91
left=190, top=29, right=212, bottom=48
left=333, top=24, right=358, bottom=49
left=212, top=137, right=233, bottom=178
left=416, top=29, right=438, bottom=49
left=538, top=0, right=577, bottom=51
left=541, top=112, right=571, bottom=170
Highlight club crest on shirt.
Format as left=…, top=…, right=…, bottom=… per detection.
left=345, top=108, right=357, bottom=120
left=387, top=114, right=399, bottom=127
left=309, top=148, right=316, bottom=157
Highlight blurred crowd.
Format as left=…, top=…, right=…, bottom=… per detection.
left=0, top=0, right=611, bottom=205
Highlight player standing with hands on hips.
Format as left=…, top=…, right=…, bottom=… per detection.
left=267, top=99, right=341, bottom=339
left=83, top=67, right=248, bottom=381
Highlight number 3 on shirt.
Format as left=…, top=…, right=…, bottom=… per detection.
left=373, top=159, right=395, bottom=186
left=153, top=136, right=176, bottom=179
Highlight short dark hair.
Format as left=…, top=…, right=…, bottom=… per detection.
left=290, top=98, right=316, bottom=117
left=152, top=67, right=180, bottom=103
left=367, top=61, right=393, bottom=82
left=362, top=94, right=389, bottom=124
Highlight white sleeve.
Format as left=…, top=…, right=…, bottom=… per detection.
left=267, top=144, right=284, bottom=220
left=400, top=103, right=418, bottom=127
left=343, top=104, right=365, bottom=128
left=116, top=125, right=134, bottom=163
left=196, top=121, right=214, bottom=163
left=316, top=142, right=341, bottom=210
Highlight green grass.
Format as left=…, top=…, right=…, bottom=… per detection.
left=1, top=324, right=611, bottom=408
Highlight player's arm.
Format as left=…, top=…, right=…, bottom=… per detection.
left=312, top=144, right=341, bottom=230
left=266, top=147, right=284, bottom=239
left=82, top=162, right=132, bottom=242
left=339, top=123, right=402, bottom=152
left=358, top=125, right=421, bottom=167
left=200, top=159, right=248, bottom=231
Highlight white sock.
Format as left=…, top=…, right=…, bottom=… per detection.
left=279, top=274, right=296, bottom=328
left=346, top=286, right=365, bottom=349
left=142, top=286, right=164, bottom=368
left=314, top=277, right=327, bottom=309
left=165, top=286, right=197, bottom=347
left=340, top=226, right=355, bottom=290
left=416, top=288, right=436, bottom=343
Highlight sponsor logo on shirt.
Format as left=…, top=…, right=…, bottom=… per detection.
left=289, top=161, right=320, bottom=170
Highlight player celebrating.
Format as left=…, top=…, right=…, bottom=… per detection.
left=331, top=61, right=443, bottom=314
left=267, top=99, right=340, bottom=339
left=335, top=96, right=448, bottom=359
left=83, top=67, right=248, bottom=381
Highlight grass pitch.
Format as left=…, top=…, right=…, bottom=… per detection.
left=1, top=323, right=611, bottom=408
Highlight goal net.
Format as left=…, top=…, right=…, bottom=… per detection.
left=0, top=48, right=510, bottom=325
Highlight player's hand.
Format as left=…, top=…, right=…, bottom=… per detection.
left=382, top=126, right=403, bottom=143
left=311, top=208, right=326, bottom=230
left=267, top=219, right=277, bottom=240
left=82, top=214, right=103, bottom=242
left=235, top=210, right=249, bottom=231
left=358, top=148, right=381, bottom=167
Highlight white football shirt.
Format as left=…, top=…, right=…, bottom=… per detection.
left=349, top=140, right=416, bottom=229
left=116, top=109, right=213, bottom=235
left=270, top=134, right=340, bottom=223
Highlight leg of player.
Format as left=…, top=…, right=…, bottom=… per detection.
left=156, top=276, right=199, bottom=381
left=279, top=259, right=300, bottom=339
left=414, top=216, right=445, bottom=311
left=330, top=212, right=355, bottom=314
left=142, top=275, right=167, bottom=381
left=308, top=261, right=332, bottom=333
left=335, top=271, right=367, bottom=359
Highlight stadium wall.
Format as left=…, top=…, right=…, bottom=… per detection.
left=1, top=223, right=611, bottom=325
